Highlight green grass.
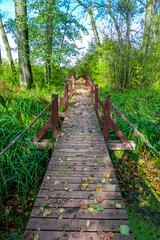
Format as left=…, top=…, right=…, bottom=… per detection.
left=0, top=84, right=66, bottom=239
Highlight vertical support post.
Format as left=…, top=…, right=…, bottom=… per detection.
left=70, top=77, right=73, bottom=99
left=65, top=83, right=68, bottom=112
left=52, top=94, right=58, bottom=142
left=88, top=77, right=91, bottom=93
left=91, top=81, right=93, bottom=99
left=86, top=76, right=88, bottom=86
left=95, top=84, right=98, bottom=114
left=73, top=76, right=76, bottom=89
left=103, top=95, right=111, bottom=142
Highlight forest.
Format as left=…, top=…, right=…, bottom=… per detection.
left=0, top=0, right=160, bottom=239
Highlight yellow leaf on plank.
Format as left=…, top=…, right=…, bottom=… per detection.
left=83, top=183, right=88, bottom=188
left=107, top=173, right=110, bottom=178
left=47, top=175, right=50, bottom=180
left=88, top=176, right=93, bottom=181
left=59, top=208, right=65, bottom=213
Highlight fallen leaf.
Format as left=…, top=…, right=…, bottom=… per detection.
left=33, top=209, right=41, bottom=216
left=44, top=196, right=49, bottom=201
left=54, top=180, right=60, bottom=185
left=97, top=206, right=104, bottom=211
left=88, top=176, right=93, bottom=181
left=86, top=220, right=90, bottom=227
left=110, top=201, right=114, bottom=205
left=88, top=207, right=94, bottom=213
left=96, top=187, right=102, bottom=192
left=101, top=178, right=106, bottom=183
left=60, top=208, right=65, bottom=213
left=39, top=207, right=44, bottom=210
left=47, top=175, right=50, bottom=180
left=120, top=225, right=130, bottom=237
left=88, top=194, right=94, bottom=198
left=37, top=228, right=41, bottom=231
left=116, top=203, right=122, bottom=208
left=34, top=234, right=40, bottom=240
left=97, top=197, right=104, bottom=203
left=43, top=209, right=51, bottom=217
left=64, top=187, right=69, bottom=191
left=107, top=173, right=110, bottom=178
left=83, top=183, right=88, bottom=188
left=59, top=214, right=63, bottom=220
left=49, top=189, right=54, bottom=192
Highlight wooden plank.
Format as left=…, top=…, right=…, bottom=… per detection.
left=23, top=231, right=134, bottom=240
left=40, top=183, right=120, bottom=192
left=42, top=177, right=118, bottom=184
left=43, top=171, right=116, bottom=178
left=34, top=198, right=125, bottom=208
left=46, top=166, right=114, bottom=172
left=107, top=140, right=136, bottom=150
left=30, top=207, right=128, bottom=219
left=37, top=190, right=122, bottom=199
left=26, top=218, right=131, bottom=231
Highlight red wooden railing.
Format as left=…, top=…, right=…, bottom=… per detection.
left=86, top=76, right=135, bottom=150
left=35, top=76, right=76, bottom=142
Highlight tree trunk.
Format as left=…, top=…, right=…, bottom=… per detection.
left=142, top=0, right=153, bottom=53
left=107, top=0, right=123, bottom=46
left=76, top=0, right=100, bottom=46
left=15, top=0, right=33, bottom=89
left=45, top=0, right=54, bottom=87
left=0, top=14, right=15, bottom=68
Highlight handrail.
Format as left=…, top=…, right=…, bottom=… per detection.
left=0, top=76, right=76, bottom=158
left=108, top=98, right=160, bottom=158
left=97, top=86, right=106, bottom=96
left=0, top=96, right=55, bottom=158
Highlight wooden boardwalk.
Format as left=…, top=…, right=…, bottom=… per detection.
left=23, top=80, right=134, bottom=240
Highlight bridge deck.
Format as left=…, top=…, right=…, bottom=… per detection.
left=23, top=80, right=134, bottom=240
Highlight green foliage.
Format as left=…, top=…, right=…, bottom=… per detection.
left=0, top=84, right=66, bottom=239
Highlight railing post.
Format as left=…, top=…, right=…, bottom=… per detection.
left=52, top=94, right=58, bottom=142
left=95, top=84, right=98, bottom=114
left=88, top=77, right=91, bottom=93
left=103, top=95, right=111, bottom=142
left=91, top=81, right=93, bottom=99
left=86, top=76, right=88, bottom=86
left=73, top=76, right=76, bottom=89
left=65, top=84, right=68, bottom=112
left=70, top=77, right=73, bottom=99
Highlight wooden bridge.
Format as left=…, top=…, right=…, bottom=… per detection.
left=23, top=78, right=134, bottom=239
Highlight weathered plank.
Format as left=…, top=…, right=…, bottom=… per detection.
left=23, top=231, right=135, bottom=240
left=34, top=198, right=125, bottom=208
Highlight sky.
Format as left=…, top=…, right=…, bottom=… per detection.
left=0, top=0, right=18, bottom=60
left=0, top=0, right=93, bottom=64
